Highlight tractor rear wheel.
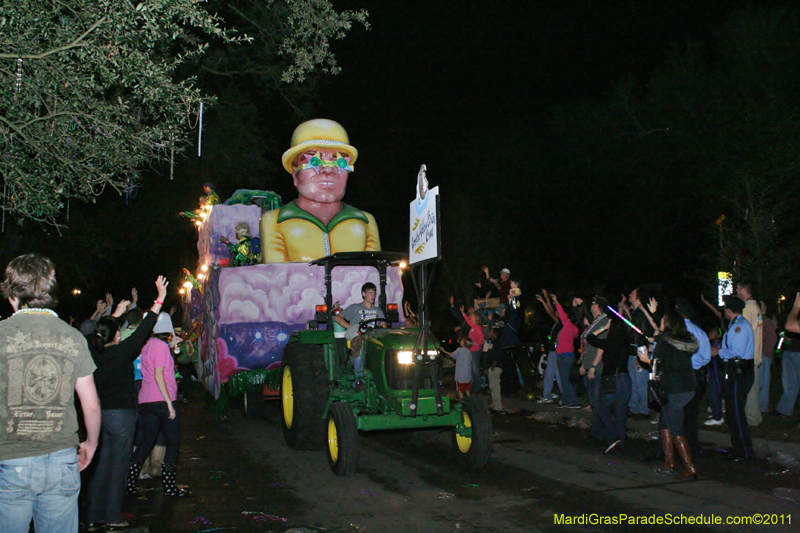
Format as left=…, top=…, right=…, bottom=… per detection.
left=452, top=396, right=492, bottom=468
left=326, top=402, right=360, bottom=477
left=280, top=343, right=328, bottom=450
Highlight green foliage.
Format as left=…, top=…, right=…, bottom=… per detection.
left=0, top=0, right=368, bottom=226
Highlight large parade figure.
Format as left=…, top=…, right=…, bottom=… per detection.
left=260, top=119, right=381, bottom=262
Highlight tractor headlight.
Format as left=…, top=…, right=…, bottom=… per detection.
left=397, top=350, right=438, bottom=365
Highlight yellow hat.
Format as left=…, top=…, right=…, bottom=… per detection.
left=281, top=119, right=358, bottom=173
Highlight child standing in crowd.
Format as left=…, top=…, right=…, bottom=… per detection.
left=461, top=305, right=485, bottom=392
left=444, top=338, right=473, bottom=400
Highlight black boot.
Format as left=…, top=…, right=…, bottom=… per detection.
left=162, top=463, right=190, bottom=497
left=126, top=463, right=143, bottom=495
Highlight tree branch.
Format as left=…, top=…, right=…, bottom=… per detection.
left=0, top=15, right=107, bottom=60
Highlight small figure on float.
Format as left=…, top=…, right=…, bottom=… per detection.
left=221, top=222, right=261, bottom=266
left=260, top=119, right=381, bottom=262
left=180, top=181, right=221, bottom=220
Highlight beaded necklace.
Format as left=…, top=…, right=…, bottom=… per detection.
left=13, top=307, right=58, bottom=318
left=581, top=312, right=608, bottom=347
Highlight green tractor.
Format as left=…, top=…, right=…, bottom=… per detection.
left=279, top=251, right=492, bottom=476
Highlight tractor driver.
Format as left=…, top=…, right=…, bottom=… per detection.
left=334, top=282, right=387, bottom=371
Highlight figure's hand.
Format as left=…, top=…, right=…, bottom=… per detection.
left=105, top=292, right=113, bottom=307
left=460, top=305, right=465, bottom=313
left=587, top=367, right=596, bottom=380
left=131, top=288, right=138, bottom=303
left=114, top=300, right=131, bottom=317
left=573, top=297, right=583, bottom=307
left=711, top=346, right=719, bottom=357
left=579, top=366, right=587, bottom=376
left=78, top=440, right=97, bottom=471
left=619, top=294, right=627, bottom=306
left=535, top=294, right=545, bottom=305
left=167, top=403, right=176, bottom=420
left=482, top=266, right=490, bottom=275
left=647, top=297, right=658, bottom=314
left=95, top=300, right=106, bottom=312
left=550, top=293, right=558, bottom=304
left=155, top=275, right=169, bottom=302
left=449, top=295, right=454, bottom=307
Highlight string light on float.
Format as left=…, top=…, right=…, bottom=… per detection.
left=72, top=288, right=81, bottom=295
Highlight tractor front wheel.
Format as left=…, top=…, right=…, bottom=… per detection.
left=452, top=396, right=492, bottom=469
left=280, top=343, right=328, bottom=450
left=326, top=402, right=360, bottom=477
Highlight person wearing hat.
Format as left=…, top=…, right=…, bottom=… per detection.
left=128, top=312, right=190, bottom=497
left=711, top=295, right=756, bottom=461
left=260, top=118, right=381, bottom=262
left=675, top=297, right=711, bottom=457
left=180, top=181, right=220, bottom=220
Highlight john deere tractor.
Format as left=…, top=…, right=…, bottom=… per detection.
left=279, top=251, right=492, bottom=476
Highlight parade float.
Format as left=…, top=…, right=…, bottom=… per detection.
left=181, top=119, right=491, bottom=476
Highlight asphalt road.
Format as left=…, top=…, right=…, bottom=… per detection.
left=105, top=387, right=800, bottom=533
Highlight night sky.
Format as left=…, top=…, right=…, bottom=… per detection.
left=311, top=1, right=753, bottom=291
left=0, top=1, right=772, bottom=320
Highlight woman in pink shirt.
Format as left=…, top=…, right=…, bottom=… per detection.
left=552, top=294, right=581, bottom=408
left=127, top=313, right=189, bottom=497
left=461, top=306, right=486, bottom=392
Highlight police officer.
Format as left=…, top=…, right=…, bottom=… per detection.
left=711, top=295, right=756, bottom=461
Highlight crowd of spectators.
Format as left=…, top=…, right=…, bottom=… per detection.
left=447, top=270, right=800, bottom=483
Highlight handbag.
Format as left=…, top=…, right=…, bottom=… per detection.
left=647, top=360, right=669, bottom=408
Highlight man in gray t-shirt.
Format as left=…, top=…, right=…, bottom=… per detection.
left=334, top=283, right=386, bottom=368
left=0, top=253, right=101, bottom=533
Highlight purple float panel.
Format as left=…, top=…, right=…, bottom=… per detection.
left=197, top=204, right=261, bottom=267
left=195, top=262, right=405, bottom=398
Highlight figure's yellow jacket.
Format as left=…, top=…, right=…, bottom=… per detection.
left=260, top=201, right=381, bottom=263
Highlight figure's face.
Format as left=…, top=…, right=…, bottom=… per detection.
left=292, top=149, right=350, bottom=204
left=500, top=272, right=509, bottom=281
left=629, top=289, right=639, bottom=305
left=203, top=186, right=212, bottom=194
left=735, top=284, right=749, bottom=300
left=362, top=288, right=376, bottom=306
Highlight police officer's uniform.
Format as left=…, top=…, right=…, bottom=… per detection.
left=718, top=313, right=756, bottom=460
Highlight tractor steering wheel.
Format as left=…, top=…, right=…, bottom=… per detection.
left=358, top=317, right=386, bottom=334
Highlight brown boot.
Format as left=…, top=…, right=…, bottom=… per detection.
left=654, top=429, right=675, bottom=475
left=674, top=435, right=698, bottom=481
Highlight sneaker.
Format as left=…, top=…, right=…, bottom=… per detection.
left=536, top=397, right=554, bottom=404
left=561, top=403, right=581, bottom=409
left=605, top=440, right=622, bottom=454
left=704, top=418, right=724, bottom=426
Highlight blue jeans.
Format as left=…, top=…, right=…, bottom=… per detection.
left=583, top=373, right=604, bottom=440
left=659, top=390, right=694, bottom=437
left=627, top=356, right=650, bottom=415
left=541, top=351, right=561, bottom=399
left=86, top=409, right=137, bottom=524
left=470, top=350, right=483, bottom=392
left=758, top=356, right=772, bottom=413
left=777, top=351, right=800, bottom=416
left=0, top=447, right=80, bottom=533
left=555, top=353, right=579, bottom=406
left=705, top=358, right=724, bottom=420
left=597, top=374, right=632, bottom=445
